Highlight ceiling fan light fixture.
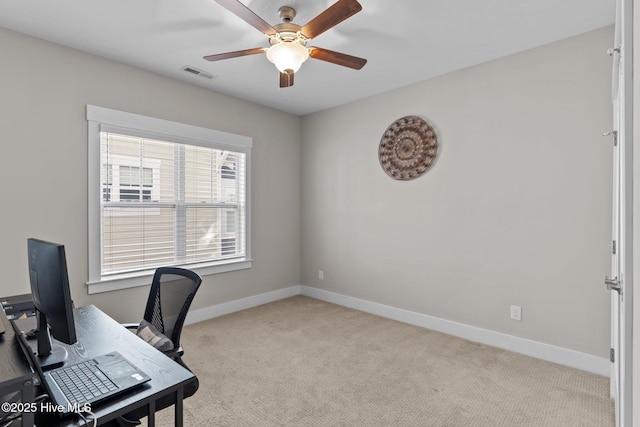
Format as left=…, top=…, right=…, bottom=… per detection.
left=206, top=0, right=367, bottom=88
left=266, top=41, right=309, bottom=74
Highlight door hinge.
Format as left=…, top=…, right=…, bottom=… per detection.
left=605, top=276, right=622, bottom=294
left=610, top=348, right=615, bottom=363
left=612, top=240, right=617, bottom=254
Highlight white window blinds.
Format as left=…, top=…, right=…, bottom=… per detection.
left=100, top=131, right=247, bottom=275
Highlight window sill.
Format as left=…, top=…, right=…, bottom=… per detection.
left=86, top=259, right=252, bottom=294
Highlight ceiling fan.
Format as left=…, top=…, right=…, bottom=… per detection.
left=204, top=0, right=367, bottom=88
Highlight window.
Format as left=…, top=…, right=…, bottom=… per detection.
left=102, top=155, right=160, bottom=203
left=117, top=166, right=153, bottom=201
left=87, top=105, right=252, bottom=293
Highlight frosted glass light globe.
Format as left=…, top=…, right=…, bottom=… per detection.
left=266, top=42, right=309, bottom=74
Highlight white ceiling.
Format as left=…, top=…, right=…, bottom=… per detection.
left=0, top=0, right=615, bottom=116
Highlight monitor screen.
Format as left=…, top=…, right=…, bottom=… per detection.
left=27, top=238, right=77, bottom=369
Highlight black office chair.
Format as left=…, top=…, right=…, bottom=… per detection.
left=115, top=266, right=203, bottom=426
left=125, top=266, right=202, bottom=367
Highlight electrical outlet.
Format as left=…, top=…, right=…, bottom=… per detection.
left=319, top=270, right=324, bottom=280
left=510, top=305, right=522, bottom=321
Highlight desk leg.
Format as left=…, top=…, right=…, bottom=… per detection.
left=147, top=399, right=156, bottom=427
left=21, top=379, right=36, bottom=427
left=174, top=387, right=184, bottom=427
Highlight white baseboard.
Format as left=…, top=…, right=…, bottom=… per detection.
left=300, top=286, right=610, bottom=377
left=185, top=285, right=301, bottom=325
left=183, top=284, right=609, bottom=377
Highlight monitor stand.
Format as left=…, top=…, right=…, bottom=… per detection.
left=36, top=343, right=67, bottom=371
left=14, top=314, right=69, bottom=371
left=34, top=316, right=67, bottom=371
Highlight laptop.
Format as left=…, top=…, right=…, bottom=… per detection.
left=11, top=319, right=151, bottom=415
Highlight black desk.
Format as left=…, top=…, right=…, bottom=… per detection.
left=7, top=305, right=196, bottom=426
left=0, top=307, right=37, bottom=427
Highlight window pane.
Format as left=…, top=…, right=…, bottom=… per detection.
left=185, top=145, right=216, bottom=203
left=225, top=210, right=236, bottom=233
left=102, top=206, right=176, bottom=274
left=120, top=165, right=136, bottom=186
left=99, top=130, right=247, bottom=276
left=185, top=206, right=242, bottom=261
left=221, top=238, right=236, bottom=256
left=142, top=167, right=153, bottom=186
left=185, top=206, right=219, bottom=261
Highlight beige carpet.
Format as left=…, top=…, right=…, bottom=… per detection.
left=152, top=295, right=614, bottom=426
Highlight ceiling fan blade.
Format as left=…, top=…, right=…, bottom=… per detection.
left=279, top=72, right=294, bottom=88
left=203, top=47, right=265, bottom=61
left=300, top=0, right=362, bottom=39
left=214, top=0, right=277, bottom=36
left=309, top=47, right=367, bottom=70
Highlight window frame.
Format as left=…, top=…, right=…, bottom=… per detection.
left=87, top=105, right=252, bottom=294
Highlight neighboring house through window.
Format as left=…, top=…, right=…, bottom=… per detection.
left=102, top=155, right=159, bottom=203
left=87, top=105, right=252, bottom=293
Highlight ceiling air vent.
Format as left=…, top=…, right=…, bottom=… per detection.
left=181, top=66, right=215, bottom=80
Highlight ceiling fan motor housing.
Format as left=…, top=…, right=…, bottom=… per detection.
left=269, top=23, right=307, bottom=45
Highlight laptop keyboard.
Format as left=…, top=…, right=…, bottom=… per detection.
left=50, top=360, right=118, bottom=405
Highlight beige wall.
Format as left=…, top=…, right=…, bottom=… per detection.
left=0, top=27, right=301, bottom=322
left=301, top=26, right=614, bottom=358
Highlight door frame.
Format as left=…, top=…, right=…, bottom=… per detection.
left=611, top=0, right=633, bottom=425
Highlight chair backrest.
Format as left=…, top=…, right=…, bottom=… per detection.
left=143, top=267, right=202, bottom=351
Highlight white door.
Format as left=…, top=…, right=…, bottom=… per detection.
left=607, top=0, right=632, bottom=425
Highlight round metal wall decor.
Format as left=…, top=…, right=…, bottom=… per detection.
left=378, top=115, right=438, bottom=180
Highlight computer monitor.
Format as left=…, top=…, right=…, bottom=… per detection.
left=27, top=238, right=77, bottom=370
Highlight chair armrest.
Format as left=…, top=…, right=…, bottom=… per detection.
left=162, top=345, right=184, bottom=359
left=121, top=322, right=140, bottom=330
